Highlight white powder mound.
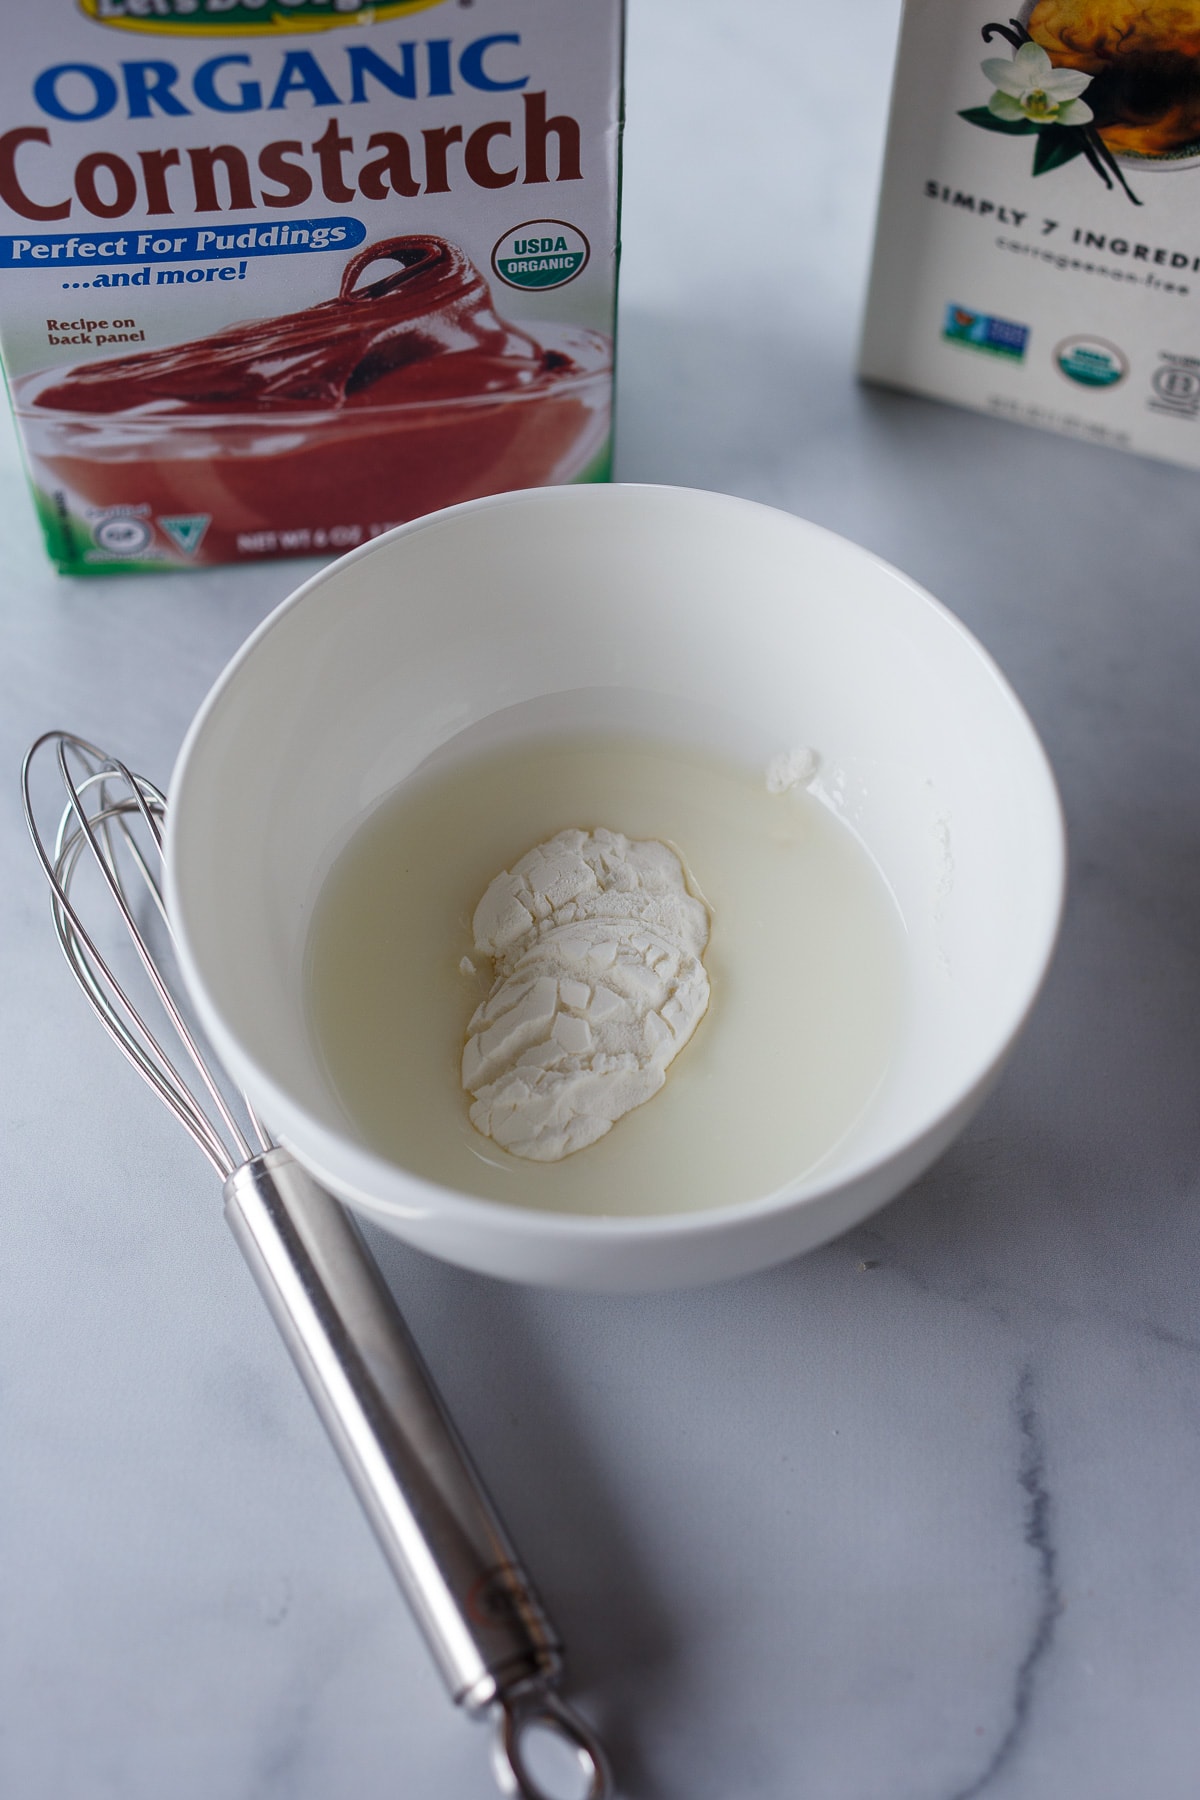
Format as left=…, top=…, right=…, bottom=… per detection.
left=462, top=828, right=711, bottom=1162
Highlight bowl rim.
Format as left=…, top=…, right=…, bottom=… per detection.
left=165, top=481, right=1067, bottom=1244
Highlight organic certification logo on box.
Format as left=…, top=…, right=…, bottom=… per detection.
left=92, top=514, right=151, bottom=555
left=1055, top=336, right=1128, bottom=388
left=943, top=304, right=1030, bottom=361
left=492, top=221, right=590, bottom=292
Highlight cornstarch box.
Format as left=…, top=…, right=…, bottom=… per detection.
left=860, top=1, right=1200, bottom=469
left=0, top=0, right=623, bottom=571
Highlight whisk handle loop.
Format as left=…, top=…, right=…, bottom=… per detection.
left=224, top=1149, right=563, bottom=1714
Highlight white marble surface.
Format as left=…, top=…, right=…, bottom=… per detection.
left=4, top=2, right=1200, bottom=1796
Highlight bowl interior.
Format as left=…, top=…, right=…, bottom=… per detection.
left=167, top=484, right=1063, bottom=1236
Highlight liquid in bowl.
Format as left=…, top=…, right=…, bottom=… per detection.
left=305, top=731, right=909, bottom=1217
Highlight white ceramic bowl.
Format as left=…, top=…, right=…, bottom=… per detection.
left=166, top=484, right=1065, bottom=1290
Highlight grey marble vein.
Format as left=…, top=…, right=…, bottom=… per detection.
left=949, top=1369, right=1061, bottom=1800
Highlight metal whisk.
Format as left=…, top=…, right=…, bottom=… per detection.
left=22, top=730, right=611, bottom=1800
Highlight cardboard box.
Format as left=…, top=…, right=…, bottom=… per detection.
left=860, top=0, right=1200, bottom=469
left=0, top=0, right=623, bottom=571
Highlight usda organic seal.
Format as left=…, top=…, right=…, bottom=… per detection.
left=492, top=221, right=590, bottom=291
left=1055, top=337, right=1128, bottom=389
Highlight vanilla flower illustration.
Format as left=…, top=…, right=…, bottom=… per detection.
left=962, top=22, right=1138, bottom=203
left=983, top=40, right=1093, bottom=125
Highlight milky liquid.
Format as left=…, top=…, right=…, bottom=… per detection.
left=305, top=734, right=908, bottom=1217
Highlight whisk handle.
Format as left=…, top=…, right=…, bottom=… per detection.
left=223, top=1148, right=561, bottom=1714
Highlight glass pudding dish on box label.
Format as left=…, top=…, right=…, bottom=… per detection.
left=19, top=237, right=610, bottom=568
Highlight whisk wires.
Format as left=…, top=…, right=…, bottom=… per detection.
left=22, top=731, right=272, bottom=1180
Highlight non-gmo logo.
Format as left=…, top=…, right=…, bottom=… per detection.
left=79, top=0, right=443, bottom=34
left=1055, top=336, right=1128, bottom=389
left=942, top=303, right=1028, bottom=361
left=492, top=220, right=590, bottom=292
